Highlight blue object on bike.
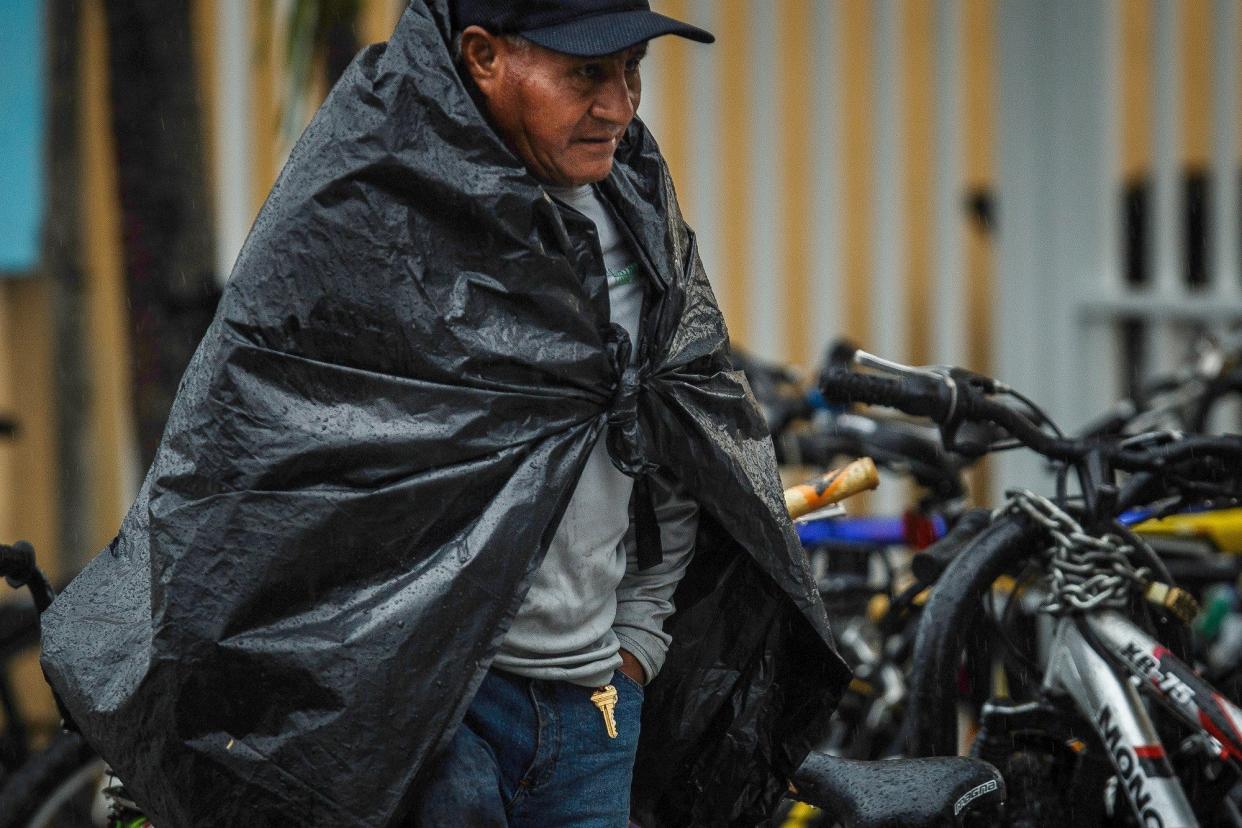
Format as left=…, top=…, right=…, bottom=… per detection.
left=797, top=514, right=948, bottom=547
left=1118, top=503, right=1224, bottom=526
left=1119, top=508, right=1153, bottom=526
left=805, top=387, right=829, bottom=412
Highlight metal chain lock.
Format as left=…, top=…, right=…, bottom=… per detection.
left=995, top=489, right=1153, bottom=615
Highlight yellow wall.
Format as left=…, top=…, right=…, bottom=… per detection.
left=1120, top=0, right=1224, bottom=178
left=1, top=0, right=136, bottom=738
left=0, top=281, right=57, bottom=565
left=0, top=0, right=132, bottom=574
left=964, top=0, right=995, bottom=376
left=647, top=1, right=1235, bottom=374
left=81, top=0, right=135, bottom=553
left=0, top=273, right=61, bottom=740
left=652, top=1, right=996, bottom=370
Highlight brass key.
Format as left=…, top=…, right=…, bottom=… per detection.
left=590, top=685, right=619, bottom=739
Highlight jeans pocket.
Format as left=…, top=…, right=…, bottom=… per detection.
left=614, top=669, right=645, bottom=698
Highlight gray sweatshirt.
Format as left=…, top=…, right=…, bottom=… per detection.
left=492, top=184, right=698, bottom=688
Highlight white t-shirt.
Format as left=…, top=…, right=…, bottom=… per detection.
left=492, top=183, right=696, bottom=687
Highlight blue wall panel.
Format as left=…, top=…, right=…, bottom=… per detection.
left=0, top=0, right=44, bottom=275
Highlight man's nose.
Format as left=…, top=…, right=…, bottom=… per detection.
left=592, top=74, right=637, bottom=126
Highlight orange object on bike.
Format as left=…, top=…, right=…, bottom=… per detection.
left=784, top=458, right=880, bottom=519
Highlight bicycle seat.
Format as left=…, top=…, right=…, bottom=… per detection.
left=791, top=752, right=1005, bottom=827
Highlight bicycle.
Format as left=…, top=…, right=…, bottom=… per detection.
left=0, top=542, right=111, bottom=828
left=822, top=348, right=1242, bottom=826
left=773, top=459, right=1008, bottom=827
left=744, top=347, right=1002, bottom=766
left=0, top=587, right=43, bottom=779
left=1080, top=331, right=1242, bottom=557
left=1080, top=329, right=1242, bottom=441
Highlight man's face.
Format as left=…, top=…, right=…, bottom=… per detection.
left=462, top=29, right=645, bottom=187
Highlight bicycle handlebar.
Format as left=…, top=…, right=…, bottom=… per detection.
left=0, top=541, right=35, bottom=581
left=820, top=367, right=1242, bottom=476
left=785, top=457, right=880, bottom=519
left=819, top=371, right=953, bottom=422
left=791, top=415, right=969, bottom=504
left=821, top=369, right=1078, bottom=458
left=1, top=541, right=56, bottom=613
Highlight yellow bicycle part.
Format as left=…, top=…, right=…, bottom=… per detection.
left=1134, top=507, right=1242, bottom=554
left=779, top=801, right=823, bottom=827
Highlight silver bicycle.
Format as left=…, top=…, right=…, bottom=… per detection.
left=823, top=349, right=1242, bottom=826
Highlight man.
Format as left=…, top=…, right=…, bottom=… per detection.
left=40, top=2, right=851, bottom=826
left=407, top=3, right=708, bottom=825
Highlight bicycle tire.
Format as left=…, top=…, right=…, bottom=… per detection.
left=0, top=731, right=105, bottom=828
left=903, top=512, right=1042, bottom=757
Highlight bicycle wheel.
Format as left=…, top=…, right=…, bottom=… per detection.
left=0, top=731, right=106, bottom=828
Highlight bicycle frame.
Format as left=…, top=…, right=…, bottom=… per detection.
left=821, top=348, right=1242, bottom=824
left=1042, top=614, right=1198, bottom=826
left=1132, top=507, right=1242, bottom=554
left=796, top=513, right=947, bottom=548
left=1088, top=610, right=1242, bottom=762
left=796, top=506, right=1169, bottom=550
left=1038, top=607, right=1242, bottom=827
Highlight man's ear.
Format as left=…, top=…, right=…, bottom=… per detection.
left=460, top=25, right=503, bottom=91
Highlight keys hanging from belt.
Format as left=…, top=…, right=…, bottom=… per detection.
left=590, top=685, right=619, bottom=739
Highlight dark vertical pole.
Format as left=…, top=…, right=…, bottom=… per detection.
left=102, top=0, right=220, bottom=468
left=45, top=0, right=90, bottom=570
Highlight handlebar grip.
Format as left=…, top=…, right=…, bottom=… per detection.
left=910, top=509, right=992, bottom=584
left=785, top=458, right=880, bottom=519
left=0, top=540, right=35, bottom=582
left=0, top=540, right=55, bottom=613
left=819, top=370, right=950, bottom=421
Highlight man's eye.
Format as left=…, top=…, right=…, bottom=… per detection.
left=625, top=58, right=643, bottom=73
left=577, top=63, right=604, bottom=80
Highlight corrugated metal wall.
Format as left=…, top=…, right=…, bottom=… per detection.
left=994, top=0, right=1241, bottom=493
left=638, top=0, right=1239, bottom=498
left=641, top=0, right=1240, bottom=406
left=642, top=0, right=998, bottom=376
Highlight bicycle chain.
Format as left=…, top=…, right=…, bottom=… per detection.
left=995, top=490, right=1152, bottom=614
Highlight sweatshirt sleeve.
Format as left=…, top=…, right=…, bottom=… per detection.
left=612, top=471, right=699, bottom=684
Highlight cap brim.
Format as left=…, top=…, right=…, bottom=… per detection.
left=520, top=10, right=715, bottom=57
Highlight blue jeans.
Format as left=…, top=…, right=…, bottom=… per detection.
left=408, top=668, right=644, bottom=827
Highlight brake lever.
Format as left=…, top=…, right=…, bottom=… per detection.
left=852, top=351, right=962, bottom=418
left=852, top=350, right=969, bottom=450
left=949, top=366, right=1000, bottom=394
left=1083, top=449, right=1119, bottom=527
left=853, top=350, right=944, bottom=382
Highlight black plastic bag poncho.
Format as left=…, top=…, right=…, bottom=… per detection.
left=40, top=3, right=850, bottom=825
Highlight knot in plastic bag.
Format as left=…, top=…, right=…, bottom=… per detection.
left=605, top=365, right=663, bottom=570
left=606, top=365, right=651, bottom=476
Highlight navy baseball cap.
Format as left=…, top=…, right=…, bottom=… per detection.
left=451, top=1, right=715, bottom=57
